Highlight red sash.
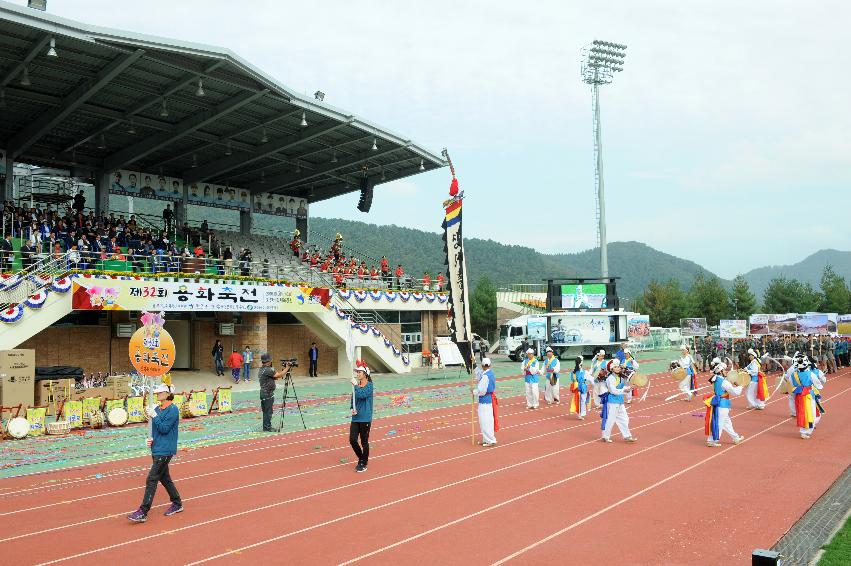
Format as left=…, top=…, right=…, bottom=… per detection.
left=492, top=393, right=500, bottom=432
left=795, top=387, right=814, bottom=429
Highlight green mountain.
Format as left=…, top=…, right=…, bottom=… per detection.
left=549, top=242, right=715, bottom=297
left=740, top=249, right=851, bottom=298
left=307, top=218, right=720, bottom=297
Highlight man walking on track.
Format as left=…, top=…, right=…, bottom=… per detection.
left=350, top=363, right=374, bottom=472
left=600, top=360, right=637, bottom=443
left=128, top=384, right=183, bottom=522
left=308, top=342, right=319, bottom=377
left=543, top=346, right=561, bottom=405
left=471, top=358, right=498, bottom=446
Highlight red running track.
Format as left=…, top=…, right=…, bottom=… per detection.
left=0, top=368, right=849, bottom=565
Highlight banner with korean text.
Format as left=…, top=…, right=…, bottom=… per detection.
left=71, top=278, right=329, bottom=312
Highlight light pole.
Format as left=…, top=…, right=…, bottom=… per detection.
left=581, top=40, right=627, bottom=279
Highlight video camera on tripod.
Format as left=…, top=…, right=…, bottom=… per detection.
left=280, top=358, right=299, bottom=368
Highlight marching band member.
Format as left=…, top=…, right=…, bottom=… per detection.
left=704, top=361, right=744, bottom=447
left=471, top=358, right=498, bottom=446
left=568, top=356, right=588, bottom=419
left=677, top=345, right=697, bottom=401
left=623, top=348, right=640, bottom=404
left=600, top=360, right=637, bottom=443
left=790, top=354, right=824, bottom=439
left=744, top=348, right=767, bottom=410
left=521, top=348, right=542, bottom=409
left=543, top=347, right=561, bottom=405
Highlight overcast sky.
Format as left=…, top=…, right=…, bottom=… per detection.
left=23, top=0, right=851, bottom=278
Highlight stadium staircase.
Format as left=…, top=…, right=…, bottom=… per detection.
left=0, top=254, right=73, bottom=350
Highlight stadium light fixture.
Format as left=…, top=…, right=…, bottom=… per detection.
left=191, top=153, right=198, bottom=168
left=260, top=126, right=268, bottom=143
left=371, top=138, right=378, bottom=151
left=260, top=170, right=266, bottom=184
left=224, top=139, right=232, bottom=156
left=47, top=37, right=58, bottom=57
left=331, top=151, right=338, bottom=163
left=195, top=78, right=205, bottom=97
left=580, top=38, right=627, bottom=279
left=20, top=65, right=31, bottom=86
left=419, top=159, right=425, bottom=171
left=97, top=134, right=105, bottom=149
left=160, top=98, right=169, bottom=117
left=380, top=166, right=386, bottom=181
left=295, top=161, right=301, bottom=174
left=300, top=112, right=308, bottom=127
left=127, top=118, right=136, bottom=134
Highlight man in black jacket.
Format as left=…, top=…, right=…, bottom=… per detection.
left=19, top=239, right=35, bottom=270
left=308, top=343, right=319, bottom=377
left=0, top=234, right=14, bottom=272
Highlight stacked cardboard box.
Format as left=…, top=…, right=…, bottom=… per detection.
left=0, top=350, right=35, bottom=410
left=34, top=379, right=74, bottom=416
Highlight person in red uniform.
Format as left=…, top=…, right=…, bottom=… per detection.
left=422, top=272, right=431, bottom=290
left=395, top=264, right=404, bottom=288
left=369, top=266, right=379, bottom=282
left=436, top=273, right=445, bottom=291
left=380, top=256, right=390, bottom=285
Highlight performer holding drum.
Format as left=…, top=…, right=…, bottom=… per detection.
left=789, top=353, right=824, bottom=439
left=521, top=348, right=542, bottom=410
left=600, top=360, right=637, bottom=443
left=622, top=348, right=640, bottom=404
left=704, top=360, right=745, bottom=447
left=744, top=348, right=767, bottom=410
left=568, top=356, right=588, bottom=419
left=542, top=347, right=561, bottom=405
left=672, top=345, right=697, bottom=401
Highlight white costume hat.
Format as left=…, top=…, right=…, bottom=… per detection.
left=152, top=384, right=172, bottom=395
left=482, top=358, right=492, bottom=366
left=526, top=348, right=535, bottom=354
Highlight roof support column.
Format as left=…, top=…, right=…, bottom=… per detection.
left=1, top=151, right=13, bottom=203
left=174, top=178, right=189, bottom=242
left=296, top=209, right=309, bottom=247
left=94, top=170, right=110, bottom=216
left=239, top=207, right=252, bottom=236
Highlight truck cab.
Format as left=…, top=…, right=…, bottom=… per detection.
left=498, top=315, right=529, bottom=361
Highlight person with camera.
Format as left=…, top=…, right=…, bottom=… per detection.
left=349, top=362, right=374, bottom=472
left=258, top=353, right=294, bottom=432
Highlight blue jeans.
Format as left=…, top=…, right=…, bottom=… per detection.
left=242, top=363, right=252, bottom=380
left=214, top=356, right=224, bottom=375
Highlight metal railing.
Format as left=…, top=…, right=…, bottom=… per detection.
left=0, top=252, right=71, bottom=311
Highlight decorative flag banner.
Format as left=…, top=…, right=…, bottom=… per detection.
left=749, top=314, right=770, bottom=335
left=441, top=150, right=473, bottom=373
left=126, top=396, right=145, bottom=423
left=82, top=397, right=102, bottom=422
left=63, top=400, right=84, bottom=428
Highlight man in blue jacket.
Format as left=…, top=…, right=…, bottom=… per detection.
left=128, top=384, right=183, bottom=522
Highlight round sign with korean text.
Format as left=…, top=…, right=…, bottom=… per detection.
left=128, top=311, right=175, bottom=377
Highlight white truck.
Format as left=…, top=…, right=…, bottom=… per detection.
left=498, top=311, right=639, bottom=361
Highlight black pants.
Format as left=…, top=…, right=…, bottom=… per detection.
left=261, top=394, right=274, bottom=431
left=309, top=359, right=317, bottom=377
left=140, top=455, right=181, bottom=513
left=349, top=421, right=371, bottom=465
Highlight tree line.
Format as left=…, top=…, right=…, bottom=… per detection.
left=633, top=265, right=851, bottom=327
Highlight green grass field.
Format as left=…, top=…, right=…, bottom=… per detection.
left=819, top=515, right=851, bottom=565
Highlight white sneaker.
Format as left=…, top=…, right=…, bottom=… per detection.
left=600, top=437, right=612, bottom=443
left=625, top=436, right=638, bottom=443
left=706, top=441, right=721, bottom=447
left=800, top=433, right=810, bottom=439
left=733, top=436, right=744, bottom=445
left=482, top=441, right=497, bottom=447
left=578, top=416, right=585, bottom=420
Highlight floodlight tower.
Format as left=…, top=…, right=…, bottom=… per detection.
left=581, top=40, right=627, bottom=279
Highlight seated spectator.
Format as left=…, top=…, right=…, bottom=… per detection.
left=194, top=245, right=205, bottom=258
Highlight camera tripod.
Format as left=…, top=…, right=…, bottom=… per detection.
left=275, top=370, right=306, bottom=432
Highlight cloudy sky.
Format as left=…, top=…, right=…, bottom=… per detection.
left=21, top=0, right=850, bottom=278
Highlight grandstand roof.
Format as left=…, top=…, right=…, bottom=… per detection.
left=0, top=0, right=445, bottom=202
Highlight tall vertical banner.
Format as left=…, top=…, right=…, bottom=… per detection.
left=441, top=150, right=473, bottom=374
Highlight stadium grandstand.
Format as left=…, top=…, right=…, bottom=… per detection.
left=0, top=0, right=448, bottom=377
